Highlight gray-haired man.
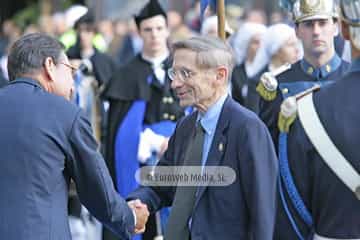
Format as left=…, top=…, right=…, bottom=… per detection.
left=128, top=36, right=278, bottom=240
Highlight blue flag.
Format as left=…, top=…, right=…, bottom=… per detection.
left=200, top=0, right=217, bottom=21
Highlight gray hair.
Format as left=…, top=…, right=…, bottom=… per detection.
left=171, top=36, right=236, bottom=78
left=7, top=33, right=64, bottom=81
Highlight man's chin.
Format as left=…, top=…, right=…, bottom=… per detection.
left=179, top=99, right=192, bottom=108
left=311, top=46, right=327, bottom=56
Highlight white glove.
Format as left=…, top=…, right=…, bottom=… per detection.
left=137, top=128, right=166, bottom=163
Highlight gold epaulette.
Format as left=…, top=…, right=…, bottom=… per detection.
left=278, top=84, right=321, bottom=133
left=256, top=63, right=292, bottom=101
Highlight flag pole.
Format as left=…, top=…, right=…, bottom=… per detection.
left=217, top=0, right=226, bottom=40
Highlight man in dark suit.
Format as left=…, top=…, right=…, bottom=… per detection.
left=128, top=36, right=278, bottom=240
left=0, top=33, right=149, bottom=240
left=275, top=0, right=360, bottom=238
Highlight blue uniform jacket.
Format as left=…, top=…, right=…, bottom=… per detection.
left=279, top=58, right=360, bottom=239
left=259, top=57, right=350, bottom=148
left=0, top=78, right=134, bottom=240
left=128, top=96, right=278, bottom=240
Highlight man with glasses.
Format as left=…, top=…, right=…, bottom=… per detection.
left=0, top=33, right=149, bottom=240
left=127, top=36, right=278, bottom=240
left=272, top=0, right=360, bottom=239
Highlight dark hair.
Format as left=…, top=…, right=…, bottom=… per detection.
left=7, top=33, right=64, bottom=81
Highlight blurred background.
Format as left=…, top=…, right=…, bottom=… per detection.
left=1, top=0, right=283, bottom=28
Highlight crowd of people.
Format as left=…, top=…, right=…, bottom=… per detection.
left=0, top=0, right=359, bottom=239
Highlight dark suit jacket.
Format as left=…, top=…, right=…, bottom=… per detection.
left=128, top=96, right=278, bottom=240
left=0, top=78, right=134, bottom=240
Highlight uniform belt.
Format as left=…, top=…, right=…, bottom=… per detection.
left=313, top=233, right=360, bottom=240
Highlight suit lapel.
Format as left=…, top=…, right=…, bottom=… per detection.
left=192, top=97, right=231, bottom=209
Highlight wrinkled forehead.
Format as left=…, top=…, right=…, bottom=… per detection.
left=173, top=49, right=198, bottom=68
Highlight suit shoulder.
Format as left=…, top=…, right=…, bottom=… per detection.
left=44, top=92, right=80, bottom=116
left=227, top=98, right=266, bottom=128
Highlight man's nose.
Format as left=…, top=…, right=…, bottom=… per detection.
left=312, top=23, right=321, bottom=35
left=170, top=77, right=182, bottom=89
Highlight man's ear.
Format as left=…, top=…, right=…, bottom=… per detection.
left=216, top=66, right=228, bottom=84
left=43, top=57, right=56, bottom=82
left=341, top=20, right=351, bottom=41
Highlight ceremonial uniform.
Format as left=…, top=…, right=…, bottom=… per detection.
left=257, top=0, right=355, bottom=238
left=103, top=1, right=182, bottom=238
left=103, top=54, right=184, bottom=191
left=258, top=55, right=350, bottom=147
left=102, top=54, right=184, bottom=240
left=275, top=58, right=360, bottom=239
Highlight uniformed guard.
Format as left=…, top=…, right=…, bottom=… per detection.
left=274, top=0, right=360, bottom=239
left=101, top=1, right=184, bottom=239
left=256, top=0, right=351, bottom=239
left=257, top=0, right=350, bottom=148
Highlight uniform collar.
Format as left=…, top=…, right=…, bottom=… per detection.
left=300, top=54, right=341, bottom=78
left=141, top=52, right=169, bottom=68
left=9, top=77, right=43, bottom=89
left=197, top=94, right=228, bottom=135
left=348, top=57, right=360, bottom=74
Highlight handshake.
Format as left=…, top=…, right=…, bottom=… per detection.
left=128, top=199, right=150, bottom=234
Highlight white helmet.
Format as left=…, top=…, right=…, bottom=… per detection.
left=292, top=0, right=338, bottom=23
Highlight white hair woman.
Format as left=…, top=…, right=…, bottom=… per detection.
left=246, top=23, right=301, bottom=113
left=230, top=22, right=267, bottom=105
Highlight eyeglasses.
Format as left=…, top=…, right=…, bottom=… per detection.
left=59, top=62, right=78, bottom=76
left=168, top=67, right=197, bottom=82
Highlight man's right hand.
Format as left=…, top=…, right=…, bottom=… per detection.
left=128, top=199, right=150, bottom=234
